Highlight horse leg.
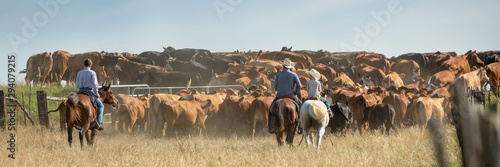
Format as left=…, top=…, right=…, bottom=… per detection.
left=90, top=129, right=98, bottom=145
left=85, top=130, right=91, bottom=146
left=276, top=130, right=284, bottom=146
left=80, top=123, right=91, bottom=148
left=317, top=126, right=326, bottom=150
left=67, top=123, right=74, bottom=147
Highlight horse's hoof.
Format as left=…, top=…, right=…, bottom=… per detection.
left=268, top=128, right=275, bottom=134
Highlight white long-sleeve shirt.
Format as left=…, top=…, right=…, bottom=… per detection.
left=75, top=67, right=99, bottom=95
left=306, top=78, right=321, bottom=98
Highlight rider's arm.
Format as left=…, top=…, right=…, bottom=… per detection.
left=91, top=71, right=99, bottom=95
left=293, top=74, right=302, bottom=95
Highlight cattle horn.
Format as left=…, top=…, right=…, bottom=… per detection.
left=185, top=79, right=191, bottom=89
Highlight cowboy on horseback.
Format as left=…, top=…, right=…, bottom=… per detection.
left=305, top=69, right=333, bottom=118
left=268, top=58, right=302, bottom=134
left=76, top=58, right=104, bottom=131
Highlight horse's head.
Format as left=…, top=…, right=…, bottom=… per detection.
left=99, top=84, right=118, bottom=107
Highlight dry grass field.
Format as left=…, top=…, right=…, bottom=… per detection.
left=1, top=124, right=461, bottom=166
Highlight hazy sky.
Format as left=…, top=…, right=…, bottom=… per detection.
left=1, top=0, right=499, bottom=85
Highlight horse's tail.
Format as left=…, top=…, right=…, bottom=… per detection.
left=309, top=101, right=327, bottom=121
left=274, top=101, right=285, bottom=132
left=48, top=100, right=66, bottom=114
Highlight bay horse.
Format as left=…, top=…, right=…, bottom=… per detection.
left=269, top=97, right=300, bottom=146
left=300, top=99, right=329, bottom=150
left=66, top=84, right=117, bottom=148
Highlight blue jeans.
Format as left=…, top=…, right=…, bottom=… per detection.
left=79, top=89, right=104, bottom=126
left=305, top=96, right=332, bottom=112
left=268, top=96, right=301, bottom=129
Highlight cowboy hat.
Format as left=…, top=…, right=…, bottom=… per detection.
left=306, top=69, right=321, bottom=80
left=280, top=58, right=295, bottom=69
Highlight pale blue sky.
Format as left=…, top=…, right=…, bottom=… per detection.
left=1, top=0, right=499, bottom=85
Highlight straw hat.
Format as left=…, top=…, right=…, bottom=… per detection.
left=306, top=69, right=321, bottom=80
left=280, top=58, right=295, bottom=69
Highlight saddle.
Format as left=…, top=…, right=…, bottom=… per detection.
left=78, top=91, right=97, bottom=110
left=276, top=96, right=300, bottom=111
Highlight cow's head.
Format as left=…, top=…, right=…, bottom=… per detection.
left=99, top=55, right=120, bottom=67
left=200, top=99, right=215, bottom=115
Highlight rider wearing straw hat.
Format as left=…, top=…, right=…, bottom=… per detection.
left=268, top=58, right=302, bottom=134
left=305, top=69, right=333, bottom=118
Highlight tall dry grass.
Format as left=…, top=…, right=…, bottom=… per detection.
left=1, top=125, right=461, bottom=166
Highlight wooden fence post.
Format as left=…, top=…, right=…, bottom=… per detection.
left=0, top=91, right=5, bottom=130
left=37, top=91, right=49, bottom=128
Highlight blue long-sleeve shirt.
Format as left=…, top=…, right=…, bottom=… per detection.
left=275, top=69, right=302, bottom=97
left=75, top=67, right=99, bottom=95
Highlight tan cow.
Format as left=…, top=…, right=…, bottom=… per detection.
left=485, top=62, right=500, bottom=97
left=407, top=97, right=445, bottom=128
left=25, top=52, right=53, bottom=85
left=118, top=99, right=147, bottom=133
left=391, top=59, right=420, bottom=85
left=48, top=50, right=71, bottom=85
left=156, top=99, right=215, bottom=137
left=257, top=51, right=313, bottom=69
left=381, top=72, right=404, bottom=89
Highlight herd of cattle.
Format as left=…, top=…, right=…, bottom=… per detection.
left=38, top=46, right=500, bottom=138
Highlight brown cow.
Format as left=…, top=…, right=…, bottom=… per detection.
left=407, top=97, right=445, bottom=128
left=454, top=68, right=489, bottom=98
left=312, top=63, right=336, bottom=86
left=100, top=57, right=167, bottom=84
left=430, top=70, right=456, bottom=87
left=460, top=50, right=484, bottom=69
left=352, top=63, right=386, bottom=86
left=332, top=72, right=354, bottom=87
left=441, top=56, right=471, bottom=77
left=425, top=51, right=457, bottom=77
left=348, top=93, right=379, bottom=132
left=354, top=52, right=391, bottom=73
left=25, top=52, right=53, bottom=85
left=64, top=52, right=104, bottom=85
left=381, top=72, right=404, bottom=89
left=118, top=99, right=147, bottom=133
left=156, top=99, right=214, bottom=137
left=485, top=62, right=500, bottom=97
left=148, top=94, right=182, bottom=133
left=258, top=51, right=313, bottom=69
left=382, top=92, right=410, bottom=127
left=249, top=95, right=274, bottom=139
left=391, top=59, right=420, bottom=85
left=49, top=50, right=70, bottom=85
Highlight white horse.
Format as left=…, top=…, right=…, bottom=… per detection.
left=300, top=99, right=329, bottom=150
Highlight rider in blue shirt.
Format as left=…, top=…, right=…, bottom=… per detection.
left=75, top=59, right=104, bottom=131
left=268, top=58, right=302, bottom=134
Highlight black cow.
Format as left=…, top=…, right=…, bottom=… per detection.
left=163, top=46, right=213, bottom=62
left=165, top=58, right=214, bottom=85
left=138, top=51, right=169, bottom=67
left=328, top=102, right=353, bottom=137
left=361, top=103, right=397, bottom=135
left=138, top=71, right=202, bottom=87
left=192, top=55, right=232, bottom=75
left=485, top=54, right=500, bottom=66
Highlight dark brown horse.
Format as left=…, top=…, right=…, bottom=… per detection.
left=269, top=98, right=300, bottom=146
left=65, top=84, right=117, bottom=148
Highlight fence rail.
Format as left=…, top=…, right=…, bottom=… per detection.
left=131, top=85, right=245, bottom=95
